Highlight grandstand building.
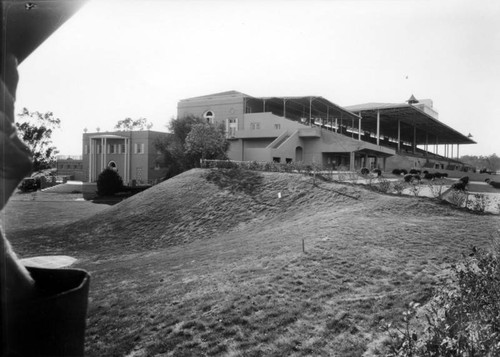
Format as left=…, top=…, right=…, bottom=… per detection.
left=178, top=91, right=475, bottom=172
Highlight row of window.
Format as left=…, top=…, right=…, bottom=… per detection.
left=84, top=143, right=145, bottom=154
left=250, top=123, right=281, bottom=130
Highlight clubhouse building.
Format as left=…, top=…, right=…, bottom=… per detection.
left=82, top=130, right=169, bottom=184
left=178, top=91, right=475, bottom=172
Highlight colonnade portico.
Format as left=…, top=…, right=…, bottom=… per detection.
left=87, top=134, right=131, bottom=183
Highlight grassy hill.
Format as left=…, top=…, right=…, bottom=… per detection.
left=7, top=168, right=500, bottom=356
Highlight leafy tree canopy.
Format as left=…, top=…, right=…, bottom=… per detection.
left=185, top=123, right=229, bottom=161
left=460, top=154, right=500, bottom=172
left=114, top=117, right=153, bottom=131
left=168, top=114, right=204, bottom=143
left=16, top=108, right=61, bottom=172
left=155, top=115, right=229, bottom=180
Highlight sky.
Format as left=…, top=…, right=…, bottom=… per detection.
left=15, top=0, right=500, bottom=157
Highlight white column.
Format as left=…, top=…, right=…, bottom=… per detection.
left=457, top=144, right=460, bottom=160
left=309, top=97, right=312, bottom=126
left=100, top=138, right=104, bottom=172
left=326, top=106, right=329, bottom=130
left=413, top=123, right=416, bottom=154
left=123, top=138, right=127, bottom=184
left=104, top=137, right=107, bottom=169
left=397, top=119, right=401, bottom=152
left=358, top=115, right=362, bottom=141
left=376, top=110, right=380, bottom=146
left=88, top=138, right=92, bottom=182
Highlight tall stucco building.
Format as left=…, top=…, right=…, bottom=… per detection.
left=178, top=91, right=475, bottom=171
left=82, top=130, right=169, bottom=184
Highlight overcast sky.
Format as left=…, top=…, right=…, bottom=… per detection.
left=16, top=0, right=500, bottom=156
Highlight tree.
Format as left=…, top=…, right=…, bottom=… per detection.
left=15, top=108, right=61, bottom=172
left=114, top=117, right=153, bottom=131
left=155, top=115, right=204, bottom=179
left=155, top=115, right=229, bottom=179
left=168, top=114, right=204, bottom=143
left=460, top=154, right=500, bottom=172
left=185, top=123, right=229, bottom=162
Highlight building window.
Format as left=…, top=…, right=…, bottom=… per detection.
left=108, top=144, right=115, bottom=154
left=154, top=162, right=161, bottom=170
left=96, top=144, right=101, bottom=154
left=274, top=124, right=281, bottom=130
left=84, top=145, right=88, bottom=154
left=121, top=144, right=126, bottom=154
left=227, top=118, right=238, bottom=137
left=134, top=143, right=145, bottom=154
left=250, top=122, right=260, bottom=130
left=203, top=110, right=215, bottom=124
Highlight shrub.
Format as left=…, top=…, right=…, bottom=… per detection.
left=205, top=168, right=263, bottom=195
left=408, top=182, right=421, bottom=197
left=401, top=169, right=408, bottom=175
left=360, top=167, right=370, bottom=175
left=97, top=168, right=124, bottom=196
left=373, top=177, right=392, bottom=193
left=403, top=174, right=414, bottom=183
left=409, top=169, right=420, bottom=175
left=393, top=180, right=407, bottom=195
left=467, top=193, right=489, bottom=213
left=384, top=242, right=500, bottom=357
left=447, top=189, right=468, bottom=208
left=427, top=179, right=445, bottom=198
left=372, top=168, right=382, bottom=176
left=392, top=169, right=402, bottom=176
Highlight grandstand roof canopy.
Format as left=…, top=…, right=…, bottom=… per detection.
left=346, top=102, right=476, bottom=145
left=256, top=95, right=360, bottom=122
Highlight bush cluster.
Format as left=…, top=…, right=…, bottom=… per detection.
left=384, top=242, right=500, bottom=356
left=202, top=159, right=322, bottom=174
left=97, top=168, right=124, bottom=196
left=205, top=168, right=263, bottom=195
left=392, top=169, right=409, bottom=176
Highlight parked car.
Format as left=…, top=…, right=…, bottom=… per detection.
left=19, top=177, right=38, bottom=192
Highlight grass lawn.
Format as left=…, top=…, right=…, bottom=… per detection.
left=4, top=169, right=500, bottom=356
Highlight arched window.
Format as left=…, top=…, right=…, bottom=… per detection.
left=203, top=111, right=215, bottom=124
left=108, top=161, right=117, bottom=171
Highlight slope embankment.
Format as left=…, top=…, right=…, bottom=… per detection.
left=6, top=168, right=500, bottom=356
